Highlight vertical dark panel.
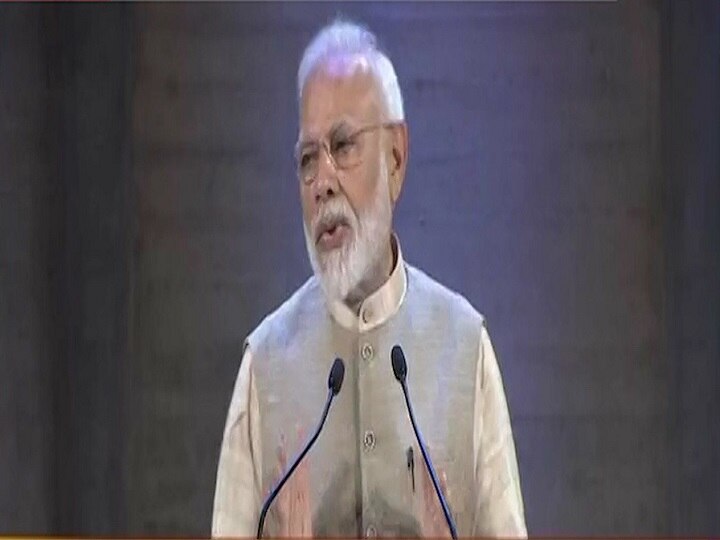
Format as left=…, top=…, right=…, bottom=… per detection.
left=45, top=4, right=134, bottom=534
left=662, top=0, right=720, bottom=535
left=0, top=5, right=56, bottom=532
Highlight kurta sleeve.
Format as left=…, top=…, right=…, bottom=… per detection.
left=472, top=322, right=527, bottom=537
left=212, top=345, right=263, bottom=537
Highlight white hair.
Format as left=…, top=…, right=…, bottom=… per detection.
left=297, top=18, right=405, bottom=121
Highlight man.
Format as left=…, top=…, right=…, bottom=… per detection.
left=212, top=19, right=526, bottom=538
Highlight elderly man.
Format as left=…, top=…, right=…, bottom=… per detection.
left=212, top=19, right=526, bottom=538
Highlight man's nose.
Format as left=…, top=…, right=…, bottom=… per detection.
left=313, top=148, right=339, bottom=203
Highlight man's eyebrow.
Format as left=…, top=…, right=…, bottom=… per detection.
left=294, top=136, right=322, bottom=160
left=296, top=139, right=315, bottom=152
left=328, top=120, right=352, bottom=139
left=297, top=120, right=355, bottom=147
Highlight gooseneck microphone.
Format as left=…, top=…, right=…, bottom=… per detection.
left=256, top=357, right=345, bottom=539
left=391, top=345, right=458, bottom=539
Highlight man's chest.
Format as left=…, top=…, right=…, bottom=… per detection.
left=256, top=334, right=478, bottom=537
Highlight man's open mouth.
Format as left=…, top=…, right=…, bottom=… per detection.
left=315, top=217, right=350, bottom=248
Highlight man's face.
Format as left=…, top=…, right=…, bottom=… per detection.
left=297, top=56, right=406, bottom=301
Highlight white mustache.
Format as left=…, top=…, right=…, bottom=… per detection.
left=312, top=199, right=355, bottom=238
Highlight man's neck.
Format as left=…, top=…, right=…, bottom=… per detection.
left=345, top=236, right=395, bottom=313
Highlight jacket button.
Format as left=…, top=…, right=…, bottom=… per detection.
left=363, top=430, right=376, bottom=451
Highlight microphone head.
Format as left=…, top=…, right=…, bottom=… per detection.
left=391, top=345, right=407, bottom=383
left=328, top=357, right=345, bottom=395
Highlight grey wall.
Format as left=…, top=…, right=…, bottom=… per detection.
left=0, top=1, right=718, bottom=536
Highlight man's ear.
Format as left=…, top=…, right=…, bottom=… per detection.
left=388, top=122, right=408, bottom=206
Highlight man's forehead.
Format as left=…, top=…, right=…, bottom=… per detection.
left=299, top=56, right=382, bottom=139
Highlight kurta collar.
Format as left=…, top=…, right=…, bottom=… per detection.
left=326, top=233, right=407, bottom=333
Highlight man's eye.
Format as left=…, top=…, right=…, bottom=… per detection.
left=332, top=138, right=354, bottom=155
left=300, top=152, right=315, bottom=168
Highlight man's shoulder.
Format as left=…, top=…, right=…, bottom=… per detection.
left=245, top=274, right=324, bottom=350
left=405, top=263, right=486, bottom=328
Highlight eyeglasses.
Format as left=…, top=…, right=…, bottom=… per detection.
left=294, top=121, right=400, bottom=185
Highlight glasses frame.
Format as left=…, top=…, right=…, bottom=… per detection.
left=294, top=121, right=402, bottom=185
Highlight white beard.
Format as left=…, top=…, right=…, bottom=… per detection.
left=304, top=164, right=393, bottom=304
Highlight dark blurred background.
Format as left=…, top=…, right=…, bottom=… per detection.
left=1, top=0, right=718, bottom=536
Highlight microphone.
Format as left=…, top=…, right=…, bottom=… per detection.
left=391, top=345, right=458, bottom=539
left=256, top=357, right=345, bottom=539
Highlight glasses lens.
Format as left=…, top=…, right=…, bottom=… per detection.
left=330, top=134, right=359, bottom=170
left=297, top=148, right=317, bottom=183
